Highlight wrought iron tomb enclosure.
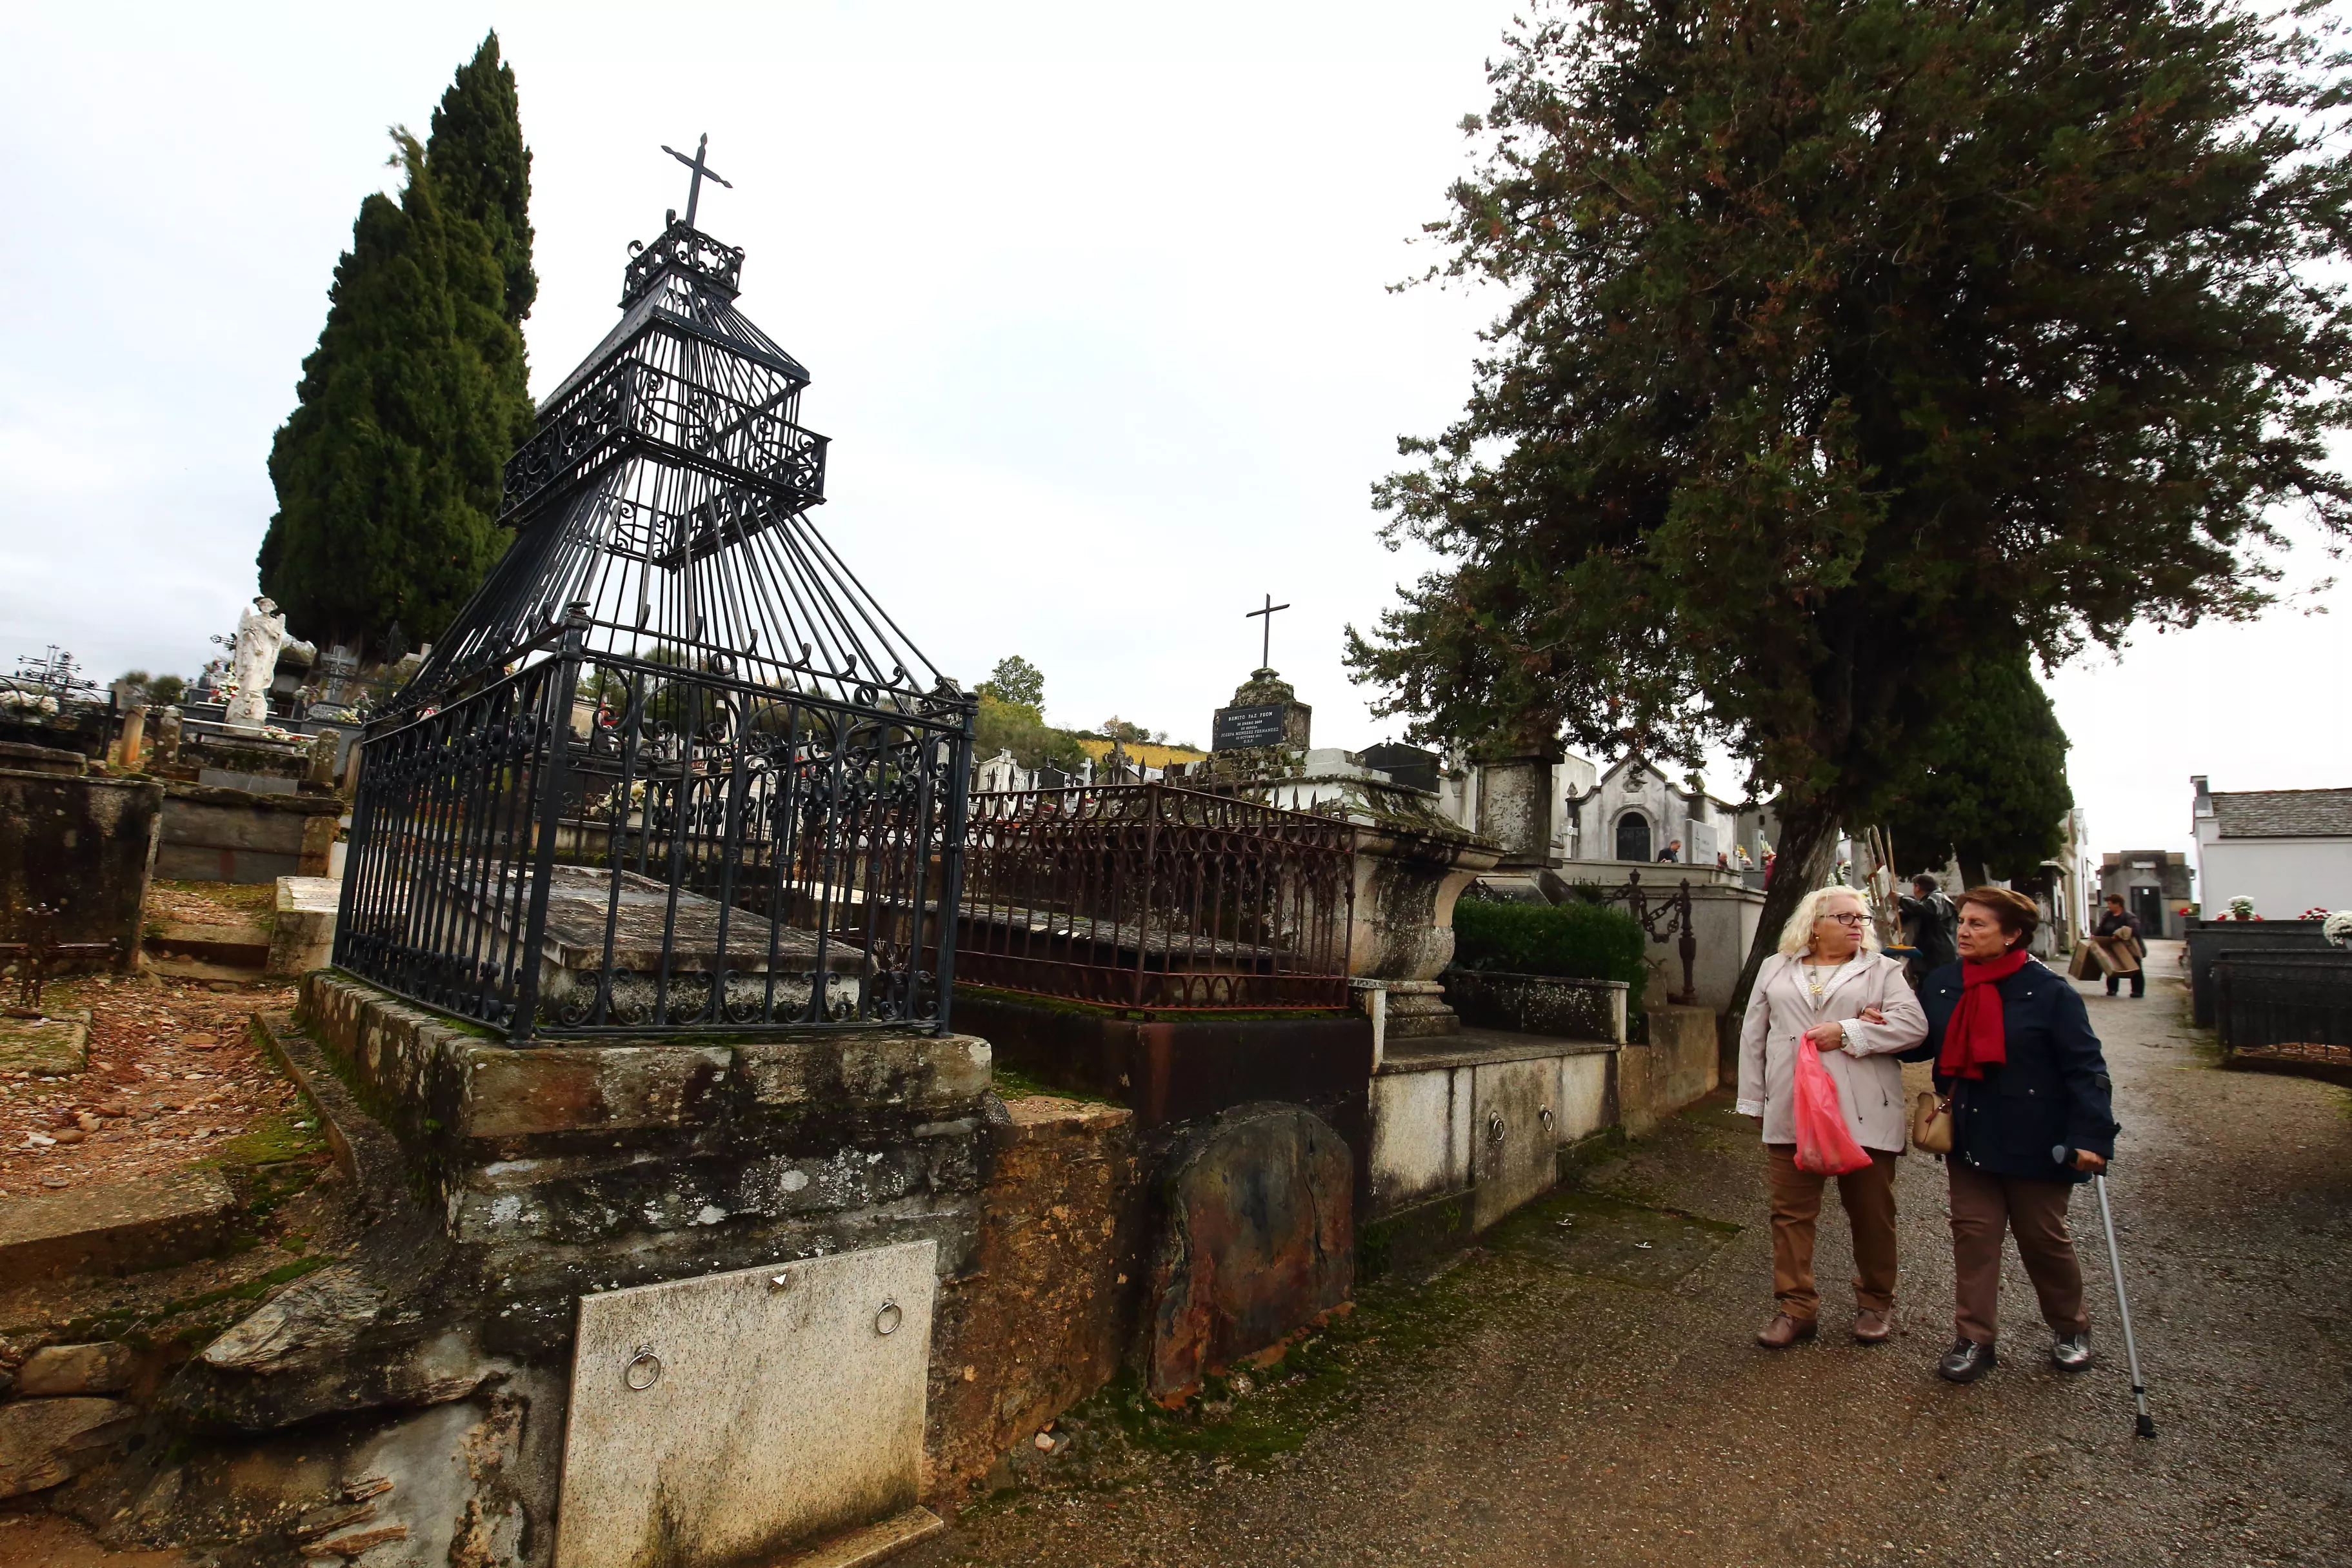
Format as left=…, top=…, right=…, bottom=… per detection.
left=956, top=782, right=1355, bottom=1011
left=337, top=188, right=975, bottom=1043
left=2212, top=951, right=2352, bottom=1062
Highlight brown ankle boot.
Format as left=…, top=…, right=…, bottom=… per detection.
left=1756, top=1313, right=1818, bottom=1349
left=1853, top=1309, right=1891, bottom=1344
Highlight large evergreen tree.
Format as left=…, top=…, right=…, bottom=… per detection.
left=426, top=34, right=537, bottom=335
left=1347, top=0, right=2352, bottom=1006
left=258, top=35, right=533, bottom=655
left=1876, top=648, right=2073, bottom=889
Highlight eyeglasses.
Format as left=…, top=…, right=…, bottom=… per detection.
left=1817, top=912, right=1868, bottom=926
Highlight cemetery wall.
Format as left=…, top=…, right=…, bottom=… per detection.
left=156, top=782, right=341, bottom=884
left=927, top=1095, right=1144, bottom=1492
left=0, top=759, right=159, bottom=971
left=1617, top=1004, right=1720, bottom=1136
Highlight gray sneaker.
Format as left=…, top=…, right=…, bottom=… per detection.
left=2050, top=1334, right=2094, bottom=1372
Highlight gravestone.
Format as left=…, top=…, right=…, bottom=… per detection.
left=1146, top=1103, right=1351, bottom=1404
left=1211, top=668, right=1311, bottom=753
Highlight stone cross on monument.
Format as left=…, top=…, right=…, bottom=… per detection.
left=1244, top=593, right=1290, bottom=672
left=660, top=134, right=733, bottom=227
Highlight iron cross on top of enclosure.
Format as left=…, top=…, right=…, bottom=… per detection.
left=660, top=134, right=733, bottom=228
left=1246, top=593, right=1290, bottom=670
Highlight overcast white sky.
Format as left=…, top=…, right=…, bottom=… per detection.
left=3, top=2, right=2345, bottom=871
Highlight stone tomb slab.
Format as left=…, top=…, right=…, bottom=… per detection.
left=557, top=1240, right=937, bottom=1568
left=446, top=864, right=868, bottom=1022
left=0, top=1009, right=90, bottom=1075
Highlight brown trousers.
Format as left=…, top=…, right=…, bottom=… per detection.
left=1948, top=1162, right=2088, bottom=1344
left=1766, top=1144, right=1899, bottom=1322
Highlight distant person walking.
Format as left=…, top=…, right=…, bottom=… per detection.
left=1919, top=888, right=2120, bottom=1384
left=1736, top=886, right=1928, bottom=1348
left=2093, top=894, right=2148, bottom=998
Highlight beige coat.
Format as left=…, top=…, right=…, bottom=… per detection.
left=1736, top=951, right=1929, bottom=1153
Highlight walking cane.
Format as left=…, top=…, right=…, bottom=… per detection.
left=2057, top=1144, right=2157, bottom=1438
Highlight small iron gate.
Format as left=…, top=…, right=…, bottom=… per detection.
left=956, top=782, right=1354, bottom=1011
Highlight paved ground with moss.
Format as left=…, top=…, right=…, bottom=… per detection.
left=906, top=951, right=2352, bottom=1568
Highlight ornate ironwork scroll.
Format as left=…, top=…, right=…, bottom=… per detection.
left=1608, top=869, right=1699, bottom=1006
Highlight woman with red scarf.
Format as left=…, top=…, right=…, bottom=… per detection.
left=1919, top=887, right=2119, bottom=1384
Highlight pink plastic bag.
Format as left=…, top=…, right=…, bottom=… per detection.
left=1791, top=1040, right=1872, bottom=1175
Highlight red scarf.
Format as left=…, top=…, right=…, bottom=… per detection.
left=1939, top=948, right=2031, bottom=1080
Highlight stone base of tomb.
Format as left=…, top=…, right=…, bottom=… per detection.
left=37, top=973, right=1022, bottom=1567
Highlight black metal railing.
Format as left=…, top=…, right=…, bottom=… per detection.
left=956, top=782, right=1355, bottom=1011
left=2212, top=951, right=2352, bottom=1060
left=336, top=613, right=973, bottom=1042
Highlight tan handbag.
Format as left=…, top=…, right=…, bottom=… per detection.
left=1911, top=1091, right=1953, bottom=1155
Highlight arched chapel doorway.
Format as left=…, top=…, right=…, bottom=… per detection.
left=1615, top=811, right=1651, bottom=862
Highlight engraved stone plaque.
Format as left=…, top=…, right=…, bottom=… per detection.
left=556, top=1240, right=937, bottom=1568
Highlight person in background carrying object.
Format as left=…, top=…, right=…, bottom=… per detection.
left=1920, top=887, right=2120, bottom=1384
left=2093, top=893, right=2147, bottom=998
left=1657, top=838, right=1683, bottom=863
left=1898, top=875, right=1958, bottom=978
left=1736, top=886, right=1928, bottom=1349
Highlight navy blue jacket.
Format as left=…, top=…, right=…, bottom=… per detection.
left=1922, top=958, right=2118, bottom=1183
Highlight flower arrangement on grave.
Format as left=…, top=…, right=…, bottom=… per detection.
left=258, top=724, right=295, bottom=742
left=2322, top=911, right=2352, bottom=949
left=0, top=690, right=61, bottom=715
left=2227, top=895, right=2257, bottom=920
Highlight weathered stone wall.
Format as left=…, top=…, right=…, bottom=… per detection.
left=1440, top=970, right=1628, bottom=1044
left=157, top=782, right=340, bottom=884
left=292, top=973, right=994, bottom=1364
left=1366, top=1040, right=1615, bottom=1222
left=0, top=766, right=160, bottom=971
left=928, top=1096, right=1141, bottom=1494
left=1473, top=751, right=1562, bottom=871
left=1618, top=1004, right=1720, bottom=1137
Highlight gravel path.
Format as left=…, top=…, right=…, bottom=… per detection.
left=0, top=972, right=306, bottom=1200
left=910, top=948, right=2352, bottom=1567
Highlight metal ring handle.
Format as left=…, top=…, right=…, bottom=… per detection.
left=874, top=1300, right=902, bottom=1336
left=1488, top=1110, right=1507, bottom=1144
left=624, top=1347, right=662, bottom=1391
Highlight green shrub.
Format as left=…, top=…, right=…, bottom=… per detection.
left=1450, top=897, right=1649, bottom=1011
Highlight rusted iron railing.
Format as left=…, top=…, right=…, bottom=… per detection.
left=957, top=782, right=1355, bottom=1011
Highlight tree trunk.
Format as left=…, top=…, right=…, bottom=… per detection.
left=1731, top=798, right=1843, bottom=1018
left=1958, top=858, right=1990, bottom=892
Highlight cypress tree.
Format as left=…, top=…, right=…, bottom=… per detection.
left=1876, top=648, right=2075, bottom=889
left=426, top=31, right=535, bottom=461
left=258, top=34, right=535, bottom=656
left=257, top=134, right=508, bottom=653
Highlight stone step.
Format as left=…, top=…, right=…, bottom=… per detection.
left=145, top=920, right=272, bottom=968
left=141, top=953, right=268, bottom=983
left=0, top=1167, right=236, bottom=1280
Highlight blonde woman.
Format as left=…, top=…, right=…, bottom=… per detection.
left=1736, top=886, right=1928, bottom=1347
